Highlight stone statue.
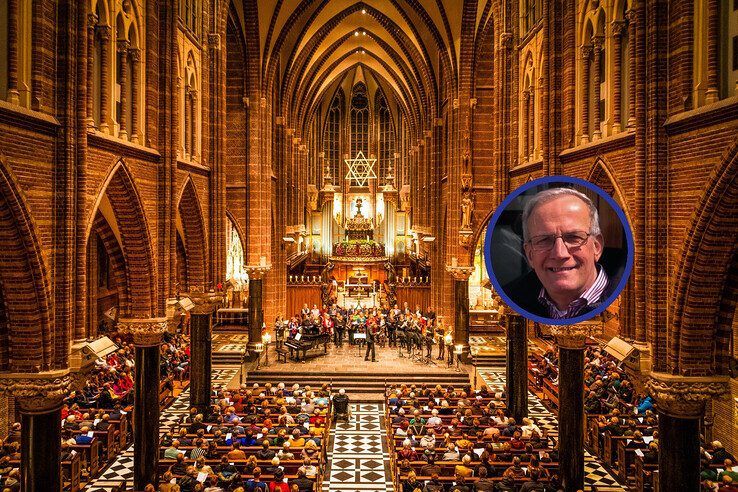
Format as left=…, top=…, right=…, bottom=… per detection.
left=461, top=192, right=473, bottom=229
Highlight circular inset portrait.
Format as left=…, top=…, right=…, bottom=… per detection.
left=484, top=176, right=633, bottom=325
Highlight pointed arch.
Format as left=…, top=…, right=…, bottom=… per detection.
left=670, top=139, right=738, bottom=376
left=177, top=176, right=207, bottom=290
left=0, top=157, right=53, bottom=372
left=86, top=158, right=156, bottom=318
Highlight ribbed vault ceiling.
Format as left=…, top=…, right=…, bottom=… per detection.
left=245, top=0, right=493, bottom=134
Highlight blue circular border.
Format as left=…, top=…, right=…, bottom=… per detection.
left=483, top=175, right=635, bottom=325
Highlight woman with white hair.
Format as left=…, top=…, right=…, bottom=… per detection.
left=520, top=417, right=541, bottom=439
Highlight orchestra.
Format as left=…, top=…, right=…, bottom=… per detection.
left=278, top=303, right=451, bottom=364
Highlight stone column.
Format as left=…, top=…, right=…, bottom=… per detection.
left=549, top=321, right=603, bottom=492
left=528, top=87, right=535, bottom=159
left=705, top=0, right=719, bottom=104
left=646, top=373, right=728, bottom=492
left=117, top=40, right=130, bottom=140
left=6, top=0, right=19, bottom=104
left=580, top=45, right=592, bottom=144
left=97, top=25, right=112, bottom=133
left=129, top=47, right=141, bottom=144
left=187, top=291, right=223, bottom=414
left=87, top=13, right=97, bottom=127
left=506, top=314, right=528, bottom=423
left=117, top=318, right=168, bottom=490
left=0, top=372, right=71, bottom=492
left=626, top=9, right=637, bottom=129
left=591, top=36, right=603, bottom=140
left=246, top=266, right=270, bottom=361
left=446, top=265, right=473, bottom=362
left=190, top=90, right=198, bottom=159
left=611, top=21, right=626, bottom=131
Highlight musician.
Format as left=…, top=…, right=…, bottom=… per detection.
left=364, top=321, right=377, bottom=362
left=387, top=309, right=397, bottom=347
left=435, top=318, right=446, bottom=360
left=334, top=312, right=345, bottom=347
left=301, top=303, right=310, bottom=319
left=424, top=324, right=435, bottom=358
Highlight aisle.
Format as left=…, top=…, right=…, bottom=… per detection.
left=324, top=403, right=395, bottom=491
left=477, top=368, right=625, bottom=492
left=84, top=368, right=239, bottom=491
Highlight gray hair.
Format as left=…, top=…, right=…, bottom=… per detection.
left=521, top=187, right=601, bottom=242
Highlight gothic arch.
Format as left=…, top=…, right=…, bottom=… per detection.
left=86, top=158, right=157, bottom=318
left=177, top=176, right=207, bottom=290
left=670, top=139, right=738, bottom=376
left=0, top=158, right=53, bottom=372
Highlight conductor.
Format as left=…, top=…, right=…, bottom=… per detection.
left=365, top=322, right=377, bottom=362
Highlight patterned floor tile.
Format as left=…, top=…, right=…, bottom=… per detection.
left=477, top=369, right=624, bottom=491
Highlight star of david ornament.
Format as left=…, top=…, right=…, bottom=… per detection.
left=345, top=151, right=377, bottom=187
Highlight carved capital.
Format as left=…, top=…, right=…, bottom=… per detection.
left=580, top=44, right=593, bottom=60
left=446, top=265, right=474, bottom=281
left=591, top=35, right=604, bottom=52
left=117, top=317, right=168, bottom=346
left=187, top=290, right=225, bottom=315
left=96, top=24, right=112, bottom=41
left=544, top=320, right=603, bottom=349
left=208, top=33, right=221, bottom=50
left=117, top=39, right=130, bottom=54
left=88, top=13, right=99, bottom=29
left=128, top=47, right=141, bottom=62
left=0, top=371, right=72, bottom=413
left=611, top=20, right=627, bottom=38
left=625, top=9, right=637, bottom=25
left=245, top=265, right=271, bottom=280
left=646, top=373, right=729, bottom=418
left=499, top=32, right=514, bottom=50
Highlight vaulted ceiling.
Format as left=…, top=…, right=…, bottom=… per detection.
left=233, top=0, right=496, bottom=136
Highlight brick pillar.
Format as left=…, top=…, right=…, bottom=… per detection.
left=580, top=45, right=592, bottom=144
left=117, top=40, right=130, bottom=140
left=611, top=21, right=626, bottom=132
left=0, top=372, right=71, bottom=492
left=97, top=25, right=112, bottom=133
left=117, top=318, right=168, bottom=490
left=129, top=47, right=141, bottom=144
left=626, top=9, right=637, bottom=129
left=591, top=36, right=603, bottom=140
left=245, top=268, right=269, bottom=359
left=549, top=321, right=603, bottom=492
left=527, top=88, right=534, bottom=159
left=6, top=0, right=20, bottom=104
left=704, top=0, right=719, bottom=104
left=647, top=374, right=728, bottom=492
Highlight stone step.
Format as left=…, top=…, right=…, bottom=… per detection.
left=212, top=351, right=243, bottom=365
left=472, top=354, right=507, bottom=367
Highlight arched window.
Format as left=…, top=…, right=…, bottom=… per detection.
left=521, top=53, right=536, bottom=161
left=324, top=92, right=342, bottom=185
left=91, top=0, right=144, bottom=142
left=377, top=92, right=395, bottom=180
left=226, top=216, right=247, bottom=290
left=179, top=0, right=201, bottom=37
left=521, top=0, right=543, bottom=34
left=182, top=53, right=199, bottom=161
left=350, top=83, right=369, bottom=157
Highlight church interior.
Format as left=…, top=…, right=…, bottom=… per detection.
left=0, top=0, right=737, bottom=491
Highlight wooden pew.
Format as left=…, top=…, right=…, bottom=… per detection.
left=71, top=438, right=102, bottom=477
left=634, top=454, right=658, bottom=492
left=616, top=439, right=648, bottom=483
left=62, top=453, right=81, bottom=492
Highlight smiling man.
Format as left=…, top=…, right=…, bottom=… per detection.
left=506, top=187, right=615, bottom=320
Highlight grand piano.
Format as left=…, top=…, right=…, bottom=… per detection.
left=284, top=332, right=331, bottom=361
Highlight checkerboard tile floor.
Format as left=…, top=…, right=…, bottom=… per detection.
left=84, top=369, right=236, bottom=490
left=324, top=403, right=394, bottom=491
left=477, top=369, right=625, bottom=491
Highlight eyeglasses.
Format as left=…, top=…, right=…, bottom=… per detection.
left=527, top=231, right=592, bottom=252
